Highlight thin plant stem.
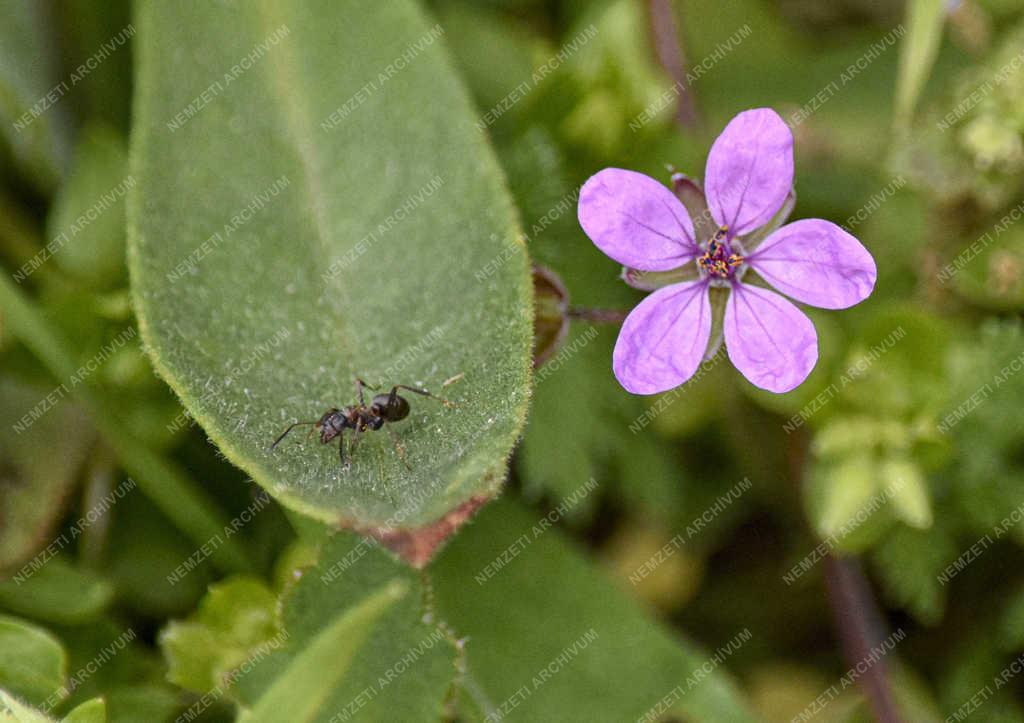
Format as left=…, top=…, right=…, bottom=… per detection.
left=648, top=0, right=700, bottom=130
left=567, top=307, right=629, bottom=324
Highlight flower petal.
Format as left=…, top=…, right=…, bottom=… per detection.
left=579, top=168, right=698, bottom=271
left=613, top=281, right=711, bottom=394
left=724, top=284, right=817, bottom=393
left=747, top=219, right=877, bottom=309
left=705, top=108, right=794, bottom=236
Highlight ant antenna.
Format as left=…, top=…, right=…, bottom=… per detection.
left=392, top=385, right=457, bottom=408
left=270, top=421, right=318, bottom=449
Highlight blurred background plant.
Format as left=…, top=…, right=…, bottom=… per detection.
left=1, top=0, right=1024, bottom=721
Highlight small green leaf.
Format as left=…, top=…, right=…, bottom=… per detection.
left=160, top=576, right=279, bottom=694
left=882, top=456, right=932, bottom=529
left=808, top=453, right=881, bottom=544
left=47, top=124, right=130, bottom=289
left=99, top=685, right=181, bottom=723
left=0, top=616, right=67, bottom=710
left=238, top=579, right=408, bottom=723
left=129, top=0, right=532, bottom=535
left=872, top=524, right=955, bottom=625
left=894, top=0, right=947, bottom=131
left=0, top=558, right=113, bottom=626
left=59, top=699, right=105, bottom=723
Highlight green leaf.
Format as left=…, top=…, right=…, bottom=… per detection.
left=128, top=0, right=532, bottom=536
left=882, top=456, right=932, bottom=529
left=47, top=124, right=130, bottom=289
left=0, top=0, right=71, bottom=193
left=160, top=576, right=279, bottom=694
left=99, top=685, right=180, bottom=723
left=894, top=0, right=947, bottom=131
left=238, top=579, right=409, bottom=723
left=0, top=379, right=95, bottom=576
left=232, top=533, right=457, bottom=721
left=0, top=559, right=113, bottom=626
left=0, top=616, right=67, bottom=710
left=806, top=452, right=886, bottom=549
left=429, top=498, right=758, bottom=723
left=872, top=524, right=955, bottom=625
left=59, top=699, right=105, bottom=723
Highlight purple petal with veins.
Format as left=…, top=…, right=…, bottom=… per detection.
left=578, top=168, right=698, bottom=271
left=705, top=108, right=794, bottom=237
left=724, top=284, right=817, bottom=393
left=747, top=219, right=877, bottom=309
left=613, top=281, right=711, bottom=394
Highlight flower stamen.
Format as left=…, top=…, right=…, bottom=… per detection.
left=698, top=226, right=743, bottom=279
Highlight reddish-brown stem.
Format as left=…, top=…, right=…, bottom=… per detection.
left=823, top=555, right=906, bottom=723
left=566, top=307, right=629, bottom=324
left=787, top=431, right=904, bottom=723
left=647, top=0, right=699, bottom=129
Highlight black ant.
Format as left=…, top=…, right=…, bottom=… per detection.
left=270, top=379, right=455, bottom=469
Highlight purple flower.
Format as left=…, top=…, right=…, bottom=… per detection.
left=578, top=108, right=877, bottom=395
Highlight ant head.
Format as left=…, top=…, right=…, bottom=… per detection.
left=371, top=393, right=409, bottom=422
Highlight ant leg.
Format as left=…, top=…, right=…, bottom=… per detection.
left=385, top=425, right=412, bottom=470
left=342, top=426, right=363, bottom=469
left=389, top=385, right=456, bottom=408
left=354, top=377, right=379, bottom=406
left=271, top=421, right=318, bottom=450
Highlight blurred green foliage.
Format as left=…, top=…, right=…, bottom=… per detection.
left=1, top=0, right=1024, bottom=721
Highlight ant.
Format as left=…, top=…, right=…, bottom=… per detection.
left=270, top=378, right=455, bottom=469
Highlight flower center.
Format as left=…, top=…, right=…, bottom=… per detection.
left=697, top=226, right=743, bottom=279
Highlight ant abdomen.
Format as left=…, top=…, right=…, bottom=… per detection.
left=373, top=393, right=409, bottom=422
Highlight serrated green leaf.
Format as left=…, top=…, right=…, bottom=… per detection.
left=872, top=524, right=955, bottom=625
left=808, top=453, right=882, bottom=544
left=160, top=576, right=278, bottom=694
left=128, top=0, right=532, bottom=533
left=0, top=616, right=67, bottom=710
left=882, top=456, right=933, bottom=529
left=430, top=498, right=758, bottom=723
